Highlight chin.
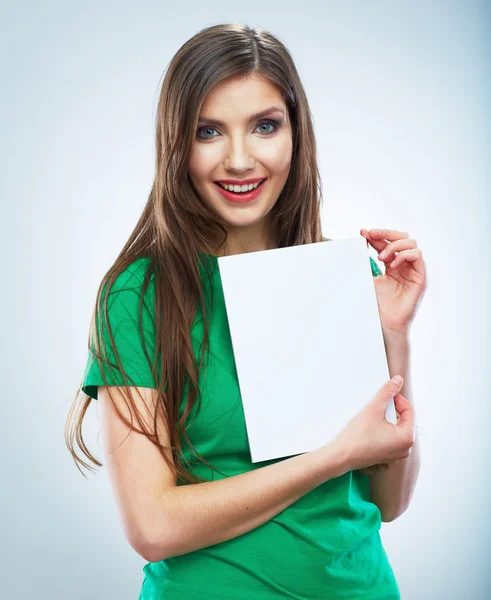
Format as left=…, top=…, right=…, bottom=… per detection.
left=216, top=202, right=276, bottom=228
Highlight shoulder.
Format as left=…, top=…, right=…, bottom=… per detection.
left=107, top=257, right=153, bottom=295
left=101, top=257, right=155, bottom=307
left=97, top=257, right=156, bottom=320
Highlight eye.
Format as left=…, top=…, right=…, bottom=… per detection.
left=196, top=119, right=280, bottom=140
left=254, top=119, right=279, bottom=134
left=196, top=126, right=219, bottom=140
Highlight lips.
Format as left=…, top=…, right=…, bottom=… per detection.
left=215, top=177, right=266, bottom=186
left=213, top=178, right=266, bottom=203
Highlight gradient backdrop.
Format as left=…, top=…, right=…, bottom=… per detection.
left=1, top=1, right=490, bottom=598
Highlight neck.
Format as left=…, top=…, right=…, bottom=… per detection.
left=211, top=220, right=278, bottom=257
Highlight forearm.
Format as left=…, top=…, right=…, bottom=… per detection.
left=145, top=442, right=349, bottom=561
left=368, top=329, right=421, bottom=521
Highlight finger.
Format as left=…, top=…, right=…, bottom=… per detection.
left=378, top=377, right=404, bottom=408
left=360, top=230, right=370, bottom=249
left=378, top=238, right=418, bottom=262
left=388, top=249, right=426, bottom=279
left=393, top=394, right=414, bottom=429
left=360, top=229, right=389, bottom=253
left=369, top=229, right=410, bottom=241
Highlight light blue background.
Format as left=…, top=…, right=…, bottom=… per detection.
left=2, top=1, right=489, bottom=598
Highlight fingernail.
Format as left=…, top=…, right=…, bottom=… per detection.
left=391, top=376, right=402, bottom=385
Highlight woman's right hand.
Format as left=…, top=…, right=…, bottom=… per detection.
left=332, top=376, right=415, bottom=472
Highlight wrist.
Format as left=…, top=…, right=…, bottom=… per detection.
left=316, top=440, right=355, bottom=478
left=382, top=326, right=410, bottom=345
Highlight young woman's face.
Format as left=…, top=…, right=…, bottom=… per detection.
left=188, top=73, right=293, bottom=241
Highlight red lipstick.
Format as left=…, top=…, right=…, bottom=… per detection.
left=214, top=178, right=267, bottom=204
left=215, top=177, right=265, bottom=185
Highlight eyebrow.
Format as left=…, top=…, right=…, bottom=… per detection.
left=197, top=106, right=285, bottom=126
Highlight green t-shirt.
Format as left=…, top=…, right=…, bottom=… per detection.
left=82, top=252, right=400, bottom=600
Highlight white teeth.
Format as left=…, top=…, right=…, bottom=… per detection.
left=218, top=179, right=263, bottom=192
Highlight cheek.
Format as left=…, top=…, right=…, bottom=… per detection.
left=260, top=137, right=293, bottom=174
left=274, top=150, right=293, bottom=174
left=188, top=146, right=214, bottom=181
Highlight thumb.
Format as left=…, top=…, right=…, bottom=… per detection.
left=378, top=375, right=404, bottom=409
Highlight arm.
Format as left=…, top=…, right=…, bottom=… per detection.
left=367, top=329, right=421, bottom=522
left=149, top=442, right=349, bottom=561
left=98, top=384, right=351, bottom=564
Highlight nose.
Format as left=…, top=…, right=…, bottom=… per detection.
left=223, top=134, right=255, bottom=172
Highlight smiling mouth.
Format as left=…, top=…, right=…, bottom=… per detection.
left=215, top=179, right=266, bottom=193
left=213, top=178, right=267, bottom=203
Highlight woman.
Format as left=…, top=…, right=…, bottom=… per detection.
left=65, top=23, right=427, bottom=599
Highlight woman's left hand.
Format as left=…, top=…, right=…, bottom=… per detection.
left=360, top=228, right=428, bottom=335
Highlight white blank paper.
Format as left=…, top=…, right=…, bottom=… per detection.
left=217, top=236, right=396, bottom=463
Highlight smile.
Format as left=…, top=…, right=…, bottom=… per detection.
left=216, top=179, right=265, bottom=192
left=213, top=178, right=267, bottom=203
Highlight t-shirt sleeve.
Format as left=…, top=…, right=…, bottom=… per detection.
left=81, top=258, right=158, bottom=400
left=369, top=255, right=383, bottom=277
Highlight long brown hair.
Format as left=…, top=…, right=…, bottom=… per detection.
left=65, top=22, right=379, bottom=484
